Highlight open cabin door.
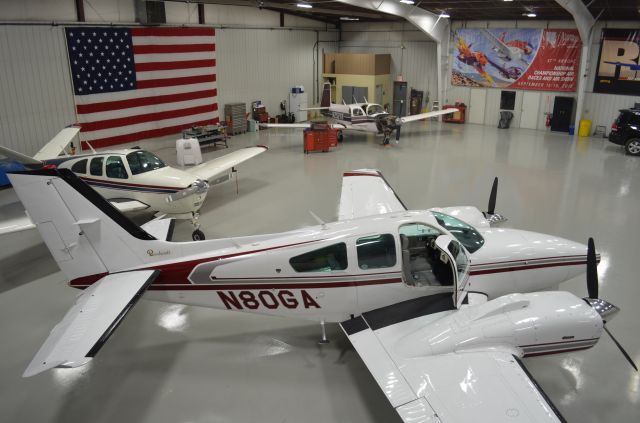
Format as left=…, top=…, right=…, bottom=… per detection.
left=433, top=235, right=471, bottom=308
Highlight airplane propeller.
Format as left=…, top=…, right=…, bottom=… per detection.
left=583, top=238, right=638, bottom=372
left=483, top=177, right=507, bottom=224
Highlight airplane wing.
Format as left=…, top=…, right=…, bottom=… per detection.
left=338, top=169, right=406, bottom=221
left=260, top=122, right=347, bottom=129
left=184, top=146, right=267, bottom=184
left=340, top=304, right=564, bottom=422
left=398, top=108, right=459, bottom=124
left=33, top=126, right=81, bottom=161
left=23, top=269, right=159, bottom=377
left=260, top=122, right=312, bottom=129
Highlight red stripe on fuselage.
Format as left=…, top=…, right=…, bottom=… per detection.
left=69, top=239, right=325, bottom=288
left=469, top=260, right=587, bottom=276
left=80, top=176, right=186, bottom=191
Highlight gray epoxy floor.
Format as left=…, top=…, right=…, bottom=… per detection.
left=1, top=122, right=639, bottom=422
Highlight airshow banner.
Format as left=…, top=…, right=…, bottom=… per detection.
left=593, top=29, right=640, bottom=96
left=452, top=28, right=581, bottom=92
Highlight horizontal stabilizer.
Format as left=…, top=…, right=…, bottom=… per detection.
left=33, top=126, right=80, bottom=161
left=109, top=199, right=150, bottom=213
left=23, top=269, right=159, bottom=377
left=141, top=218, right=175, bottom=241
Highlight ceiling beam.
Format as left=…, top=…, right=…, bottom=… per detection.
left=189, top=0, right=391, bottom=20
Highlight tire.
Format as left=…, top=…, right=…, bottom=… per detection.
left=624, top=138, right=640, bottom=156
left=192, top=229, right=205, bottom=241
left=337, top=130, right=343, bottom=143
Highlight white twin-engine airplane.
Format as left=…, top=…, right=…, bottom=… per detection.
left=8, top=168, right=636, bottom=421
left=0, top=126, right=267, bottom=240
left=263, top=83, right=458, bottom=145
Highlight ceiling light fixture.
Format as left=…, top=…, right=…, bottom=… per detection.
left=296, top=2, right=312, bottom=8
left=340, top=17, right=360, bottom=21
left=399, top=0, right=415, bottom=5
left=440, top=12, right=450, bottom=18
left=525, top=12, right=537, bottom=17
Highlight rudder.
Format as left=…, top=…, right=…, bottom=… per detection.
left=8, top=169, right=157, bottom=283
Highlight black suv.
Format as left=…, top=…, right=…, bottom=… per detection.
left=609, top=109, right=640, bottom=156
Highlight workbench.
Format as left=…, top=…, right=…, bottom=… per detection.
left=181, top=125, right=228, bottom=148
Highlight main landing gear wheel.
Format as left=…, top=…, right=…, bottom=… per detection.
left=337, top=130, right=343, bottom=143
left=624, top=138, right=640, bottom=156
left=192, top=229, right=205, bottom=241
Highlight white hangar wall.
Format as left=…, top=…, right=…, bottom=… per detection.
left=0, top=0, right=337, bottom=155
left=447, top=20, right=640, bottom=131
left=339, top=22, right=439, bottom=108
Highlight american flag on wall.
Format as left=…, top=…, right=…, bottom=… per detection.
left=65, top=27, right=218, bottom=148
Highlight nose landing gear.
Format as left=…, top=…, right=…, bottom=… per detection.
left=191, top=212, right=205, bottom=241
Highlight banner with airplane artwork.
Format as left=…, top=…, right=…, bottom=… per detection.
left=593, top=29, right=640, bottom=96
left=452, top=28, right=581, bottom=92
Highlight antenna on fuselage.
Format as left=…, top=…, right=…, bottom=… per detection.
left=308, top=210, right=327, bottom=230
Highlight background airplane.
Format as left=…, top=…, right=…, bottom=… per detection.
left=0, top=126, right=267, bottom=240
left=8, top=167, right=598, bottom=378
left=262, top=83, right=458, bottom=145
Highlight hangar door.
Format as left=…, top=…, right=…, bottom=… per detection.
left=520, top=92, right=541, bottom=129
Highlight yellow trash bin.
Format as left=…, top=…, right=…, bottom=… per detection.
left=578, top=119, right=592, bottom=137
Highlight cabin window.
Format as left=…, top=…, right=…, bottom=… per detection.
left=447, top=240, right=469, bottom=282
left=431, top=211, right=485, bottom=253
left=367, top=104, right=384, bottom=116
left=289, top=243, right=348, bottom=272
left=127, top=150, right=166, bottom=175
left=106, top=156, right=128, bottom=179
left=89, top=157, right=103, bottom=176
left=71, top=158, right=88, bottom=174
left=357, top=234, right=396, bottom=270
left=352, top=107, right=365, bottom=117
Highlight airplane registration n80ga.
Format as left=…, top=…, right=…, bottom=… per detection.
left=11, top=167, right=637, bottom=421
left=262, top=82, right=459, bottom=145
left=0, top=126, right=267, bottom=240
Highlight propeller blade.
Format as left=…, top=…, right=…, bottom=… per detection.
left=395, top=126, right=401, bottom=141
left=487, top=177, right=498, bottom=215
left=586, top=237, right=599, bottom=299
left=604, top=326, right=638, bottom=372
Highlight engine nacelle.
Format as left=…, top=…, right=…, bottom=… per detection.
left=393, top=292, right=603, bottom=359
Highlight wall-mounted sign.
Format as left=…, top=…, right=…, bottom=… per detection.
left=452, top=28, right=581, bottom=92
left=593, top=29, right=640, bottom=96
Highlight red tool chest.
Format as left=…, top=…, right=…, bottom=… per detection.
left=303, top=122, right=338, bottom=154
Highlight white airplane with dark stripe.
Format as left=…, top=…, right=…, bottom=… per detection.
left=0, top=126, right=267, bottom=240
left=263, top=82, right=459, bottom=145
left=12, top=166, right=636, bottom=421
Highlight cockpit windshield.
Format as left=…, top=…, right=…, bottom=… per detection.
left=431, top=211, right=485, bottom=253
left=367, top=104, right=384, bottom=116
left=126, top=150, right=166, bottom=175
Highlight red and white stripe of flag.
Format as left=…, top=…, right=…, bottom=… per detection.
left=75, top=27, right=218, bottom=149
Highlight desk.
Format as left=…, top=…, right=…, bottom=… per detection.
left=182, top=125, right=228, bottom=148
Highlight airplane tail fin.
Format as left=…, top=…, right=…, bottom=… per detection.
left=320, top=82, right=332, bottom=108
left=7, top=169, right=160, bottom=284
